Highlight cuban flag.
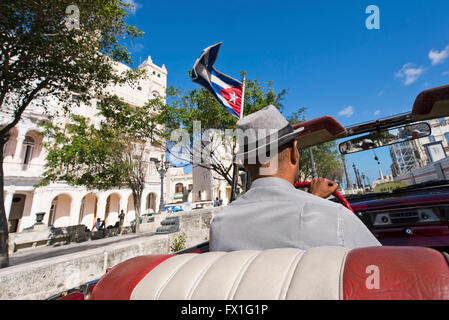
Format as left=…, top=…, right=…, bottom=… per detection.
left=191, top=43, right=244, bottom=119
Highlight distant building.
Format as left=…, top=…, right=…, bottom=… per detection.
left=165, top=167, right=193, bottom=205
left=389, top=140, right=420, bottom=177
left=2, top=56, right=167, bottom=233
left=390, top=116, right=449, bottom=177
left=191, top=130, right=234, bottom=206
left=192, top=165, right=233, bottom=206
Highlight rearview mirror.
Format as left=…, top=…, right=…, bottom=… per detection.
left=339, top=122, right=431, bottom=154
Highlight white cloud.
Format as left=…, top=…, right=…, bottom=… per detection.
left=374, top=110, right=381, bottom=116
left=429, top=45, right=449, bottom=65
left=395, top=63, right=425, bottom=86
left=124, top=0, right=142, bottom=14
left=338, top=106, right=354, bottom=118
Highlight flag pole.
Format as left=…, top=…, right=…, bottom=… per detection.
left=230, top=73, right=246, bottom=203
left=240, top=73, right=246, bottom=118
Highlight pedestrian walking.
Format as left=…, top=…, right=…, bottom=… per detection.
left=118, top=210, right=125, bottom=235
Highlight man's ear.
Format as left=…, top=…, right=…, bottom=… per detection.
left=291, top=140, right=299, bottom=165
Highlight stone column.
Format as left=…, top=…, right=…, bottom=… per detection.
left=140, top=191, right=147, bottom=216
left=18, top=191, right=34, bottom=231
left=28, top=190, right=42, bottom=226
left=29, top=188, right=43, bottom=211
left=4, top=189, right=15, bottom=220
left=96, top=192, right=107, bottom=221
left=119, top=193, right=128, bottom=214
left=70, top=195, right=82, bottom=226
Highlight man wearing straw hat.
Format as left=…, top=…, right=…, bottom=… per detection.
left=209, top=105, right=380, bottom=251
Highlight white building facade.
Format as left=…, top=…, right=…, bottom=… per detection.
left=165, top=167, right=193, bottom=205
left=2, top=56, right=167, bottom=233
left=390, top=116, right=449, bottom=177
left=191, top=131, right=235, bottom=206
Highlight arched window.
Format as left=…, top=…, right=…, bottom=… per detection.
left=146, top=193, right=157, bottom=212
left=22, top=136, right=35, bottom=168
left=175, top=183, right=184, bottom=193
left=429, top=136, right=436, bottom=143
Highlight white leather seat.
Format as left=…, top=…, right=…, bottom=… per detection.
left=130, top=247, right=349, bottom=300
left=90, top=245, right=449, bottom=300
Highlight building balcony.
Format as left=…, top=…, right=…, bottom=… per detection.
left=3, top=160, right=44, bottom=178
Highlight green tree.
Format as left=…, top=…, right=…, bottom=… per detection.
left=157, top=76, right=287, bottom=187
left=288, top=110, right=344, bottom=183
left=39, top=96, right=163, bottom=235
left=0, top=0, right=144, bottom=267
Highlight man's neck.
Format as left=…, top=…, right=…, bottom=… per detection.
left=251, top=174, right=294, bottom=186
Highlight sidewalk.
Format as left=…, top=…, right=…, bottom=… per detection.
left=9, top=231, right=156, bottom=267
left=0, top=231, right=176, bottom=299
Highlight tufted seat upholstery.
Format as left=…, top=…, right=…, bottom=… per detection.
left=90, top=246, right=449, bottom=300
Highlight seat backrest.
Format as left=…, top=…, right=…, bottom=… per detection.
left=90, top=246, right=449, bottom=300
left=343, top=246, right=449, bottom=300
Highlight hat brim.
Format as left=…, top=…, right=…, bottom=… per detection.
left=236, top=126, right=304, bottom=160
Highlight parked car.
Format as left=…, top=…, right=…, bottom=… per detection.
left=165, top=205, right=184, bottom=213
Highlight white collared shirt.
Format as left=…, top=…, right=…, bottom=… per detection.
left=210, top=177, right=381, bottom=251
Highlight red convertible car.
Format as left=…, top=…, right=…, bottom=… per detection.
left=345, top=181, right=449, bottom=249
left=50, top=85, right=449, bottom=300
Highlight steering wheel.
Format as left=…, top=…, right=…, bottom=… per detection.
left=294, top=181, right=354, bottom=213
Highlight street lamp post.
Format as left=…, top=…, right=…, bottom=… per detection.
left=303, top=116, right=318, bottom=179
left=340, top=154, right=352, bottom=190
left=151, top=155, right=170, bottom=214
left=309, top=147, right=318, bottom=178
left=352, top=163, right=362, bottom=188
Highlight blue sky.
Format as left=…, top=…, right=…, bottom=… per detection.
left=123, top=0, right=449, bottom=184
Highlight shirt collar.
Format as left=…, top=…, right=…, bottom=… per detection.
left=250, top=177, right=295, bottom=190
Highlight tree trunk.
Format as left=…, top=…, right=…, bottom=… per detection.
left=0, top=138, right=10, bottom=268
left=132, top=190, right=141, bottom=234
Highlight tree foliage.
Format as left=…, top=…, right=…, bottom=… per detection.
left=0, top=0, right=144, bottom=267
left=39, top=97, right=164, bottom=234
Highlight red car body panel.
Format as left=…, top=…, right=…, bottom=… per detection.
left=349, top=193, right=449, bottom=248
left=351, top=194, right=449, bottom=212
left=371, top=225, right=449, bottom=247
